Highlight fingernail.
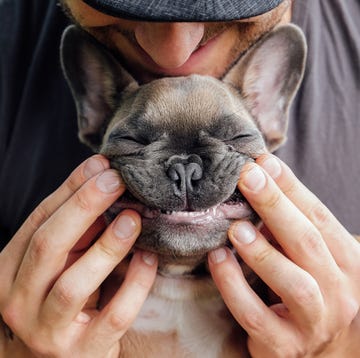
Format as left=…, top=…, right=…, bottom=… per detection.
left=242, top=165, right=266, bottom=192
left=209, top=247, right=227, bottom=264
left=84, top=157, right=106, bottom=179
left=261, top=156, right=282, bottom=179
left=232, top=222, right=256, bottom=245
left=96, top=171, right=121, bottom=193
left=113, top=214, right=138, bottom=240
left=141, top=251, right=157, bottom=266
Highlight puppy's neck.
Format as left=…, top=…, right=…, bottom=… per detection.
left=131, top=274, right=243, bottom=358
left=152, top=271, right=219, bottom=301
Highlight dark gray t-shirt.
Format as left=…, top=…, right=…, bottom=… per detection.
left=0, top=0, right=359, bottom=248
left=277, top=0, right=360, bottom=233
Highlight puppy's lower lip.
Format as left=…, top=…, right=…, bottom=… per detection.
left=154, top=203, right=252, bottom=224
left=108, top=199, right=253, bottom=224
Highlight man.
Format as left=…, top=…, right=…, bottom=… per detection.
left=0, top=0, right=359, bottom=357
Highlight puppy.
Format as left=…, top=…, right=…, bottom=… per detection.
left=61, top=24, right=306, bottom=357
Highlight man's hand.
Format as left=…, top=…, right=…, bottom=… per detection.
left=0, top=155, right=158, bottom=357
left=208, top=154, right=360, bottom=357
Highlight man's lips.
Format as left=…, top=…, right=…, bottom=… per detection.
left=134, top=30, right=226, bottom=77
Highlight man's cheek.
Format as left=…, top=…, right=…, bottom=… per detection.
left=63, top=0, right=119, bottom=27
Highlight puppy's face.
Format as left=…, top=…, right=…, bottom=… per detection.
left=101, top=76, right=264, bottom=267
left=61, top=25, right=306, bottom=273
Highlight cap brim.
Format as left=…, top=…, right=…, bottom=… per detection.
left=83, top=0, right=285, bottom=22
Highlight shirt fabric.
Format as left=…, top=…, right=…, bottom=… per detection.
left=0, top=0, right=359, bottom=249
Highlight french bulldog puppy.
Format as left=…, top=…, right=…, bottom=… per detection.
left=61, top=24, right=306, bottom=357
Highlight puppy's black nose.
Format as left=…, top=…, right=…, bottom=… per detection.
left=166, top=155, right=203, bottom=197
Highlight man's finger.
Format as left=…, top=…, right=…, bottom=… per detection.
left=208, top=247, right=291, bottom=347
left=257, top=153, right=358, bottom=267
left=11, top=169, right=125, bottom=309
left=41, top=210, right=142, bottom=328
left=84, top=250, right=158, bottom=352
left=228, top=222, right=326, bottom=328
left=0, top=155, right=109, bottom=296
left=237, top=161, right=339, bottom=280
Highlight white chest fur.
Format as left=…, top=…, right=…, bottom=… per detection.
left=130, top=275, right=240, bottom=358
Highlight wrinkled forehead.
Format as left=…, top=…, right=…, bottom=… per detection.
left=146, top=77, right=237, bottom=113
left=117, top=76, right=252, bottom=131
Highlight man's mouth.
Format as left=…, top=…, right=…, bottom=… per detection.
left=131, top=29, right=228, bottom=78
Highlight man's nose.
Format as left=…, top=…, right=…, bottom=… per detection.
left=135, top=22, right=205, bottom=69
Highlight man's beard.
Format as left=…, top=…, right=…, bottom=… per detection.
left=58, top=0, right=292, bottom=81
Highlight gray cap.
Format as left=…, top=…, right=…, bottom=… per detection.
left=83, top=0, right=285, bottom=21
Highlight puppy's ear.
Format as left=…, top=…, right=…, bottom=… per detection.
left=223, top=24, right=307, bottom=151
left=60, top=25, right=138, bottom=150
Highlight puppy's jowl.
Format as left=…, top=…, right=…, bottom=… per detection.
left=61, top=25, right=306, bottom=357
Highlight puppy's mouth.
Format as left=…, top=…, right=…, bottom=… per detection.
left=107, top=189, right=254, bottom=225
left=106, top=189, right=256, bottom=272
